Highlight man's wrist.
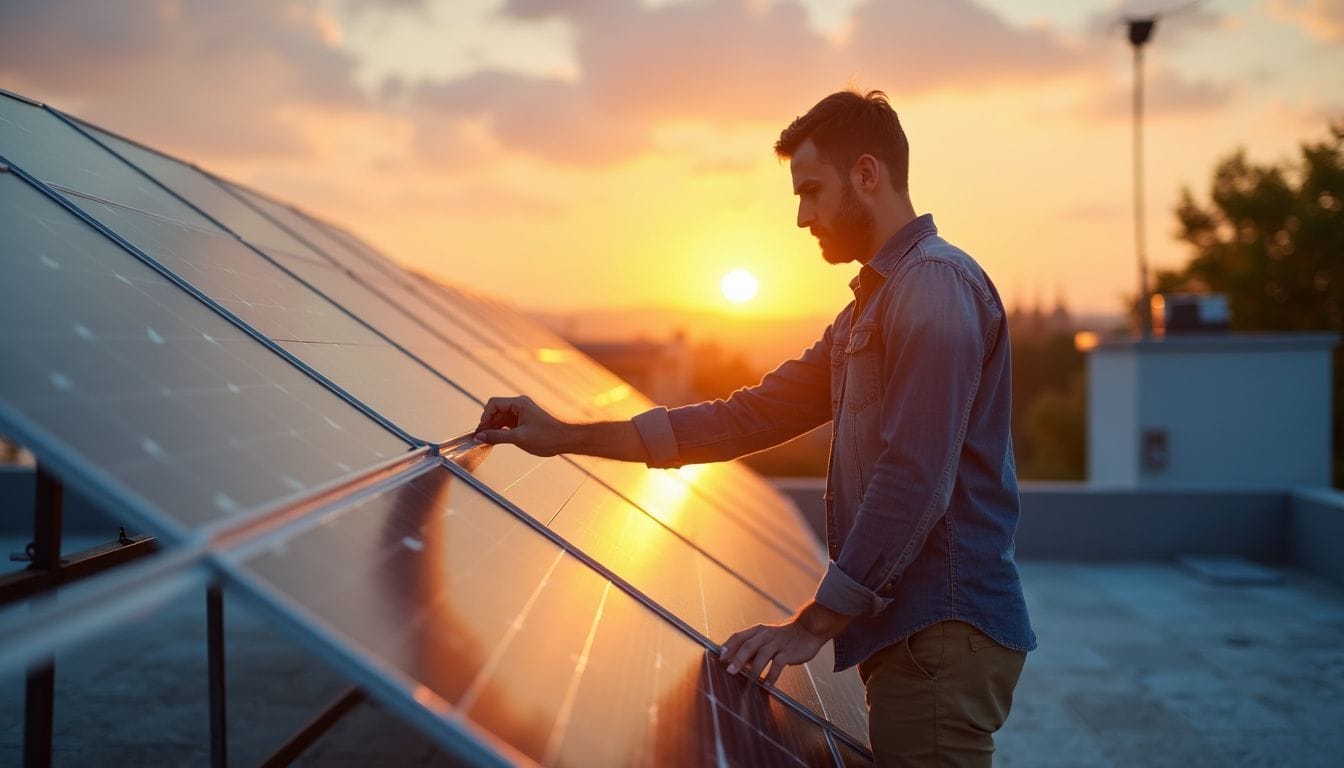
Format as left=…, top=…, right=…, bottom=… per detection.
left=795, top=600, right=851, bottom=641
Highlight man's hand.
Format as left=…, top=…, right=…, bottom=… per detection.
left=474, top=396, right=568, bottom=456
left=718, top=601, right=851, bottom=685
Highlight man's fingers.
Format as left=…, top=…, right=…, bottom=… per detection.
left=719, top=627, right=755, bottom=662
left=728, top=631, right=771, bottom=676
left=478, top=396, right=527, bottom=431
left=475, top=427, right=522, bottom=446
left=764, top=657, right=787, bottom=685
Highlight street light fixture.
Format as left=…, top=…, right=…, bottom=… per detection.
left=1127, top=16, right=1157, bottom=339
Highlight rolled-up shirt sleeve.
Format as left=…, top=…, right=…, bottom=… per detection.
left=814, top=560, right=884, bottom=616
left=814, top=260, right=999, bottom=617
left=629, top=325, right=838, bottom=469
left=632, top=406, right=681, bottom=468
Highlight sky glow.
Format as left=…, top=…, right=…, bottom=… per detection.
left=1, top=0, right=1340, bottom=320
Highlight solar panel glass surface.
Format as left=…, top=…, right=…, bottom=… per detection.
left=231, top=464, right=852, bottom=766
left=77, top=121, right=333, bottom=261
left=0, top=94, right=210, bottom=226
left=58, top=193, right=482, bottom=445
left=0, top=171, right=409, bottom=534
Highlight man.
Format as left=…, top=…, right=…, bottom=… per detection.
left=474, top=90, right=1035, bottom=766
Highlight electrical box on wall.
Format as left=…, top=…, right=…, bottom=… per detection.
left=1141, top=429, right=1169, bottom=473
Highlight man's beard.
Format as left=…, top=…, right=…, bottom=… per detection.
left=812, top=182, right=876, bottom=265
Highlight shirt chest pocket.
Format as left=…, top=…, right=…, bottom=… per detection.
left=842, top=324, right=883, bottom=412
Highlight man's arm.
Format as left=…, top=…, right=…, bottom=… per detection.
left=474, top=395, right=649, bottom=461
left=634, top=325, right=838, bottom=468
left=475, top=321, right=839, bottom=466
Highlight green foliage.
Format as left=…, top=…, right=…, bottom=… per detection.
left=1021, top=373, right=1086, bottom=480
left=1011, top=331, right=1086, bottom=480
left=1157, top=121, right=1344, bottom=485
left=1158, top=121, right=1343, bottom=330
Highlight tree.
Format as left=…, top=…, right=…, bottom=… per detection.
left=1021, top=373, right=1086, bottom=480
left=1009, top=329, right=1086, bottom=480
left=1155, top=121, right=1344, bottom=483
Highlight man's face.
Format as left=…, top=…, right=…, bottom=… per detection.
left=789, top=138, right=876, bottom=265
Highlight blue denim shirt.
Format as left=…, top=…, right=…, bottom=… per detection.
left=633, top=214, right=1035, bottom=670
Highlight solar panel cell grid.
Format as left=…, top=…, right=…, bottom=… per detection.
left=266, top=251, right=530, bottom=413
left=78, top=121, right=333, bottom=262
left=297, top=211, right=412, bottom=282
left=0, top=171, right=409, bottom=534
left=0, top=94, right=209, bottom=226
left=57, top=192, right=482, bottom=445
left=233, top=465, right=858, bottom=766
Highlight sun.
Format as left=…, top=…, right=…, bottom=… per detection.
left=720, top=269, right=759, bottom=304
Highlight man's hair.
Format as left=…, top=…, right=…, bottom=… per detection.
left=775, top=90, right=909, bottom=193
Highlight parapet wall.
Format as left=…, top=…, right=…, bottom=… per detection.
left=775, top=476, right=1344, bottom=589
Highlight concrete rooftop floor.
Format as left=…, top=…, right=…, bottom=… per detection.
left=2, top=552, right=1343, bottom=767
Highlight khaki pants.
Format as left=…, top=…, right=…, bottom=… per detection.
left=858, top=620, right=1027, bottom=767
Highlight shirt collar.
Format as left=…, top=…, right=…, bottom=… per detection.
left=849, top=213, right=938, bottom=297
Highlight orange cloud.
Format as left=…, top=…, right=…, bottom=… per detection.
left=397, top=0, right=1092, bottom=167
left=1267, top=0, right=1344, bottom=43
left=0, top=0, right=367, bottom=159
left=1083, top=67, right=1234, bottom=121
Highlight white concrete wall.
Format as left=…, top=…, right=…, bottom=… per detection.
left=1087, top=334, right=1336, bottom=489
left=1088, top=351, right=1138, bottom=486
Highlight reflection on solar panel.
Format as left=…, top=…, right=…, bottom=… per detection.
left=0, top=88, right=872, bottom=764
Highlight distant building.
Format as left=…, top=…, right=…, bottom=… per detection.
left=1010, top=289, right=1075, bottom=337
left=570, top=332, right=694, bottom=405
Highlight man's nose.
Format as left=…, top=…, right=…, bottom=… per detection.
left=796, top=203, right=813, bottom=229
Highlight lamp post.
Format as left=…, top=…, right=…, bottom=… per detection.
left=1128, top=17, right=1156, bottom=339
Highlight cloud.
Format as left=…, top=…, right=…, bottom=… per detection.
left=401, top=0, right=1089, bottom=166
left=1084, top=67, right=1235, bottom=121
left=847, top=0, right=1085, bottom=93
left=0, top=0, right=1242, bottom=172
left=404, top=71, right=649, bottom=166
left=0, top=0, right=367, bottom=158
left=342, top=0, right=430, bottom=14
left=1267, top=0, right=1344, bottom=43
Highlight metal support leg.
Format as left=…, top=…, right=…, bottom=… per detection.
left=258, top=688, right=365, bottom=768
left=208, top=584, right=227, bottom=768
left=23, top=663, right=54, bottom=768
left=23, top=467, right=62, bottom=768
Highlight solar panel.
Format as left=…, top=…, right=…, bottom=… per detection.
left=0, top=93, right=209, bottom=226
left=0, top=169, right=409, bottom=536
left=51, top=191, right=483, bottom=445
left=76, top=120, right=335, bottom=262
left=0, top=90, right=873, bottom=763
left=475, top=458, right=867, bottom=742
left=225, top=464, right=849, bottom=765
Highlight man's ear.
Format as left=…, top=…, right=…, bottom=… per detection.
left=852, top=154, right=882, bottom=193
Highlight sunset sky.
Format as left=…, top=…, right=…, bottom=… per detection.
left=2, top=0, right=1342, bottom=321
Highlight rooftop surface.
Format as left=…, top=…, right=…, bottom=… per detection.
left=2, top=552, right=1341, bottom=766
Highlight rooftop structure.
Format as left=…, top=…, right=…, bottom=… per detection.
left=1086, top=333, right=1336, bottom=488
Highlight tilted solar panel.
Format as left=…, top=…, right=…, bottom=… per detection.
left=0, top=169, right=410, bottom=537
left=0, top=89, right=872, bottom=763
left=56, top=191, right=485, bottom=445
left=226, top=463, right=849, bottom=766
